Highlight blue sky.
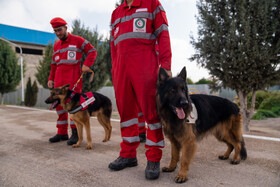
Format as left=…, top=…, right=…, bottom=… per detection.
left=0, top=0, right=210, bottom=82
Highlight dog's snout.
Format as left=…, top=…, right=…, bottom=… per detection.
left=180, top=99, right=188, bottom=107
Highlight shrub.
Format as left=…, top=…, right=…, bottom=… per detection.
left=271, top=107, right=280, bottom=116
left=24, top=77, right=39, bottom=107
left=252, top=109, right=278, bottom=120
left=247, top=90, right=271, bottom=109
left=258, top=93, right=280, bottom=110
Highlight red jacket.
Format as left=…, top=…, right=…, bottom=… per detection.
left=110, top=0, right=172, bottom=70
left=49, top=33, right=97, bottom=91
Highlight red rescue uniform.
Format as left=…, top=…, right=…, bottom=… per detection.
left=49, top=33, right=97, bottom=135
left=111, top=0, right=172, bottom=162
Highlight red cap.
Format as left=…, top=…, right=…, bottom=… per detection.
left=50, top=17, right=67, bottom=28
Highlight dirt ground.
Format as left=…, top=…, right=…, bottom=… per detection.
left=0, top=105, right=279, bottom=187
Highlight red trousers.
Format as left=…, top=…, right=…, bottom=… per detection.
left=112, top=50, right=164, bottom=162
left=55, top=105, right=76, bottom=135
left=138, top=112, right=146, bottom=134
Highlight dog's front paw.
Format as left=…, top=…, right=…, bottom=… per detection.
left=219, top=155, right=229, bottom=160
left=72, top=144, right=80, bottom=148
left=230, top=160, right=240, bottom=165
left=86, top=144, right=92, bottom=149
left=174, top=174, right=188, bottom=183
left=162, top=166, right=176, bottom=172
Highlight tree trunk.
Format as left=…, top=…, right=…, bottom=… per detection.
left=238, top=90, right=257, bottom=132
left=0, top=93, right=4, bottom=105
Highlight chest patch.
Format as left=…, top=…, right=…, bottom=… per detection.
left=55, top=55, right=60, bottom=61
left=68, top=51, right=76, bottom=60
left=133, top=18, right=147, bottom=33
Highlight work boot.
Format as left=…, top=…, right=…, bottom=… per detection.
left=139, top=133, right=146, bottom=143
left=49, top=134, right=68, bottom=143
left=145, top=161, right=160, bottom=180
left=108, top=156, right=138, bottom=171
left=67, top=128, right=78, bottom=145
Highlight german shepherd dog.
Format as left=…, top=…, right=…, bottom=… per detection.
left=156, top=67, right=247, bottom=183
left=45, top=84, right=112, bottom=149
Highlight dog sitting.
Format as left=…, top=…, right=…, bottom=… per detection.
left=156, top=67, right=247, bottom=183
left=45, top=84, right=112, bottom=149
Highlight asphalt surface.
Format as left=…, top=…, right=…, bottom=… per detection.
left=0, top=105, right=279, bottom=187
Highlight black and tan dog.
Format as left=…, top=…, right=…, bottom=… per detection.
left=156, top=67, right=247, bottom=183
left=45, top=84, right=112, bottom=149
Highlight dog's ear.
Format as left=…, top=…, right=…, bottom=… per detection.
left=177, top=67, right=187, bottom=81
left=158, top=67, right=170, bottom=83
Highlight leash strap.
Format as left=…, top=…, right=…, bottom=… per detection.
left=72, top=70, right=94, bottom=92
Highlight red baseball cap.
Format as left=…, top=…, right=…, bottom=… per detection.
left=50, top=17, right=67, bottom=28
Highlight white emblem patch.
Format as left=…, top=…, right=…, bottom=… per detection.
left=133, top=18, right=146, bottom=32
left=69, top=45, right=77, bottom=48
left=55, top=55, right=60, bottom=61
left=68, top=51, right=76, bottom=60
left=136, top=8, right=148, bottom=12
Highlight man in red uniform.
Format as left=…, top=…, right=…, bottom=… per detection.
left=48, top=17, right=97, bottom=145
left=109, top=0, right=172, bottom=180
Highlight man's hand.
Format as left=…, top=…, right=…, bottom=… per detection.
left=164, top=69, right=172, bottom=77
left=48, top=80, right=54, bottom=88
left=82, top=65, right=91, bottom=73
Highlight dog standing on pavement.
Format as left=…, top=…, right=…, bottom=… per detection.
left=156, top=67, right=247, bottom=183
left=45, top=84, right=112, bottom=149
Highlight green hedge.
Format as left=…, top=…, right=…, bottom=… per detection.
left=252, top=109, right=278, bottom=120
left=258, top=94, right=280, bottom=110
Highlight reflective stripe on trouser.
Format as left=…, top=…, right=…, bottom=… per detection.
left=138, top=112, right=146, bottom=134
left=55, top=105, right=77, bottom=134
left=56, top=105, right=68, bottom=135
left=113, top=50, right=164, bottom=162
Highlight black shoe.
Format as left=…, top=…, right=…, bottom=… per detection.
left=67, top=128, right=78, bottom=145
left=145, top=161, right=160, bottom=180
left=139, top=133, right=146, bottom=143
left=49, top=134, right=68, bottom=143
left=108, top=157, right=138, bottom=171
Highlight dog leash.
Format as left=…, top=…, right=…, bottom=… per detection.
left=72, top=70, right=94, bottom=92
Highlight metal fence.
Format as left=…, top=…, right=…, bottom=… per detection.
left=3, top=85, right=279, bottom=110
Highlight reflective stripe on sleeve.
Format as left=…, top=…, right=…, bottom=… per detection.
left=120, top=118, right=138, bottom=128
left=51, top=61, right=56, bottom=64
left=57, top=121, right=68, bottom=125
left=114, top=32, right=156, bottom=46
left=70, top=121, right=75, bottom=125
left=122, top=136, right=140, bottom=143
left=81, top=40, right=89, bottom=51
left=56, top=110, right=67, bottom=115
left=86, top=48, right=97, bottom=55
left=148, top=122, right=162, bottom=130
left=146, top=139, right=164, bottom=147
left=154, top=24, right=169, bottom=37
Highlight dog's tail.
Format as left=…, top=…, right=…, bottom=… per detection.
left=240, top=137, right=247, bottom=160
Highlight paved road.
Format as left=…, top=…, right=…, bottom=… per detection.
left=0, top=105, right=279, bottom=187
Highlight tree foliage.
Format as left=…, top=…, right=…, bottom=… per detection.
left=191, top=0, right=280, bottom=131
left=71, top=19, right=111, bottom=92
left=0, top=40, right=21, bottom=104
left=195, top=78, right=213, bottom=84
left=36, top=43, right=53, bottom=89
left=24, top=77, right=39, bottom=107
